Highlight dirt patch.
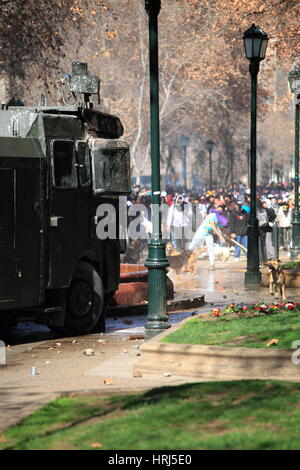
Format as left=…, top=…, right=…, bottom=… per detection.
left=51, top=442, right=78, bottom=450
left=243, top=416, right=283, bottom=433
left=205, top=331, right=229, bottom=336
left=231, top=392, right=257, bottom=405
left=189, top=419, right=229, bottom=435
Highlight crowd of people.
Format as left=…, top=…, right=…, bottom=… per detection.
left=125, top=181, right=296, bottom=269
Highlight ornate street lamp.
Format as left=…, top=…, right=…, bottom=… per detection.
left=206, top=139, right=215, bottom=188
left=143, top=0, right=170, bottom=338
left=243, top=24, right=268, bottom=285
left=288, top=64, right=300, bottom=259
left=180, top=135, right=189, bottom=190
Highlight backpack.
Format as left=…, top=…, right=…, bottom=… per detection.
left=257, top=209, right=269, bottom=228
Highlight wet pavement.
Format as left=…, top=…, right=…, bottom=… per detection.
left=172, top=255, right=300, bottom=306
left=2, top=254, right=296, bottom=347
left=1, top=254, right=300, bottom=433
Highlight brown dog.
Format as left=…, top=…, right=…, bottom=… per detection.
left=166, top=242, right=181, bottom=256
left=266, top=259, right=286, bottom=301
left=184, top=248, right=207, bottom=274
left=167, top=250, right=193, bottom=275
left=167, top=245, right=206, bottom=275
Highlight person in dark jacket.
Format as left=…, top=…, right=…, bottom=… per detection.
left=229, top=201, right=249, bottom=261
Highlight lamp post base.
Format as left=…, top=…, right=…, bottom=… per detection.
left=290, top=218, right=300, bottom=260
left=144, top=322, right=171, bottom=340
left=245, top=269, right=262, bottom=286
left=245, top=218, right=261, bottom=286
left=145, top=238, right=170, bottom=340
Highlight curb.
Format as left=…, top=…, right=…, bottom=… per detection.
left=133, top=314, right=300, bottom=382
left=107, top=295, right=205, bottom=316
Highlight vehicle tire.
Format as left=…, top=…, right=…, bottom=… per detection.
left=91, top=291, right=115, bottom=333
left=60, top=261, right=104, bottom=336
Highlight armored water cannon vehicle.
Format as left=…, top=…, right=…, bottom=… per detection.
left=0, top=62, right=131, bottom=335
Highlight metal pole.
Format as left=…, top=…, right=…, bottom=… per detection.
left=209, top=149, right=212, bottom=188
left=144, top=0, right=170, bottom=338
left=183, top=145, right=187, bottom=190
left=245, top=59, right=261, bottom=285
left=246, top=148, right=250, bottom=187
left=272, top=221, right=279, bottom=260
left=291, top=101, right=300, bottom=259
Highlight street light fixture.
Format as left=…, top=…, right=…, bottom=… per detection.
left=243, top=23, right=268, bottom=285
left=144, top=0, right=170, bottom=338
left=180, top=134, right=189, bottom=190
left=206, top=139, right=215, bottom=188
left=288, top=64, right=300, bottom=259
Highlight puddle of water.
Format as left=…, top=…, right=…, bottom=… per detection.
left=173, top=269, right=268, bottom=295
left=106, top=309, right=195, bottom=333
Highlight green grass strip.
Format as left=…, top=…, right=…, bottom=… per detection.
left=2, top=381, right=300, bottom=449
left=162, top=310, right=300, bottom=349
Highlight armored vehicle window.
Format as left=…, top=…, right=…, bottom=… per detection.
left=51, top=140, right=77, bottom=189
left=91, top=140, right=130, bottom=195
left=76, top=141, right=91, bottom=187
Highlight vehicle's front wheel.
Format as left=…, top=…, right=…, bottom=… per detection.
left=60, top=261, right=104, bottom=336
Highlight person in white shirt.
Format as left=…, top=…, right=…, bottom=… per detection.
left=189, top=210, right=226, bottom=270
left=276, top=198, right=293, bottom=250
left=166, top=195, right=192, bottom=251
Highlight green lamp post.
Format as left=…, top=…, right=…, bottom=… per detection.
left=288, top=64, right=300, bottom=259
left=206, top=139, right=215, bottom=188
left=269, top=152, right=274, bottom=182
left=144, top=0, right=170, bottom=339
left=243, top=24, right=268, bottom=285
left=246, top=147, right=250, bottom=186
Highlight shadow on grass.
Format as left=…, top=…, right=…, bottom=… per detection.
left=3, top=379, right=300, bottom=450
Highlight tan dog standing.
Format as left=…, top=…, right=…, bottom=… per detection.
left=184, top=247, right=207, bottom=274
left=266, top=260, right=286, bottom=301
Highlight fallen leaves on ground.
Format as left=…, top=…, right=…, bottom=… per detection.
left=104, top=378, right=113, bottom=385
left=91, top=443, right=103, bottom=448
left=266, top=339, right=279, bottom=347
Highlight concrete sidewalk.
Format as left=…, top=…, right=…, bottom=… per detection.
left=0, top=324, right=203, bottom=433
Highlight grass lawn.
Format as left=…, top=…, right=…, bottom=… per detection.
left=2, top=380, right=300, bottom=449
left=162, top=309, right=300, bottom=349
